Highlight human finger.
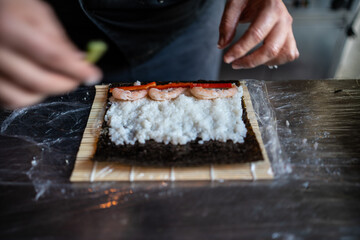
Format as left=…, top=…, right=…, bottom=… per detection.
left=265, top=31, right=300, bottom=66
left=0, top=76, right=45, bottom=109
left=24, top=0, right=69, bottom=41
left=1, top=20, right=101, bottom=85
left=0, top=47, right=81, bottom=95
left=33, top=1, right=85, bottom=56
left=223, top=8, right=280, bottom=64
left=231, top=19, right=289, bottom=69
left=218, top=0, right=246, bottom=49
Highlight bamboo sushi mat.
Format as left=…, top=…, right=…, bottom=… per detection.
left=70, top=82, right=273, bottom=182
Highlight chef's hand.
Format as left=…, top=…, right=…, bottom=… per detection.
left=0, top=0, right=102, bottom=109
left=218, top=0, right=299, bottom=69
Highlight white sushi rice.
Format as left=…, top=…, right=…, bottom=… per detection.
left=105, top=86, right=247, bottom=145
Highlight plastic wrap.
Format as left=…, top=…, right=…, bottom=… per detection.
left=245, top=80, right=291, bottom=176
left=0, top=90, right=93, bottom=199
left=0, top=80, right=289, bottom=198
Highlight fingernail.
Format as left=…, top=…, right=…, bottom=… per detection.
left=232, top=64, right=243, bottom=70
left=225, top=55, right=235, bottom=64
left=84, top=71, right=102, bottom=86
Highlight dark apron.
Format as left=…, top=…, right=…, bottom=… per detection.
left=78, top=0, right=208, bottom=66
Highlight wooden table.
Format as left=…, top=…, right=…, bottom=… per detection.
left=0, top=80, right=359, bottom=239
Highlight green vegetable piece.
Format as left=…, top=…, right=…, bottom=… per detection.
left=85, top=40, right=108, bottom=63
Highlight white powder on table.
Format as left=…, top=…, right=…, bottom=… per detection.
left=105, top=86, right=246, bottom=145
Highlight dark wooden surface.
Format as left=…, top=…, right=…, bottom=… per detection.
left=0, top=80, right=359, bottom=239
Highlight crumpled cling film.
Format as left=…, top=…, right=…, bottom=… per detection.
left=0, top=81, right=290, bottom=200
left=1, top=98, right=92, bottom=200
left=245, top=80, right=291, bottom=175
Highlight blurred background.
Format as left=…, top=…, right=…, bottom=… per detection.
left=219, top=0, right=360, bottom=80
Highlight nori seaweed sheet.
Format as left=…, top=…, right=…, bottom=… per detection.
left=92, top=80, right=263, bottom=166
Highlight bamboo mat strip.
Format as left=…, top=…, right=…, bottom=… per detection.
left=70, top=83, right=273, bottom=182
